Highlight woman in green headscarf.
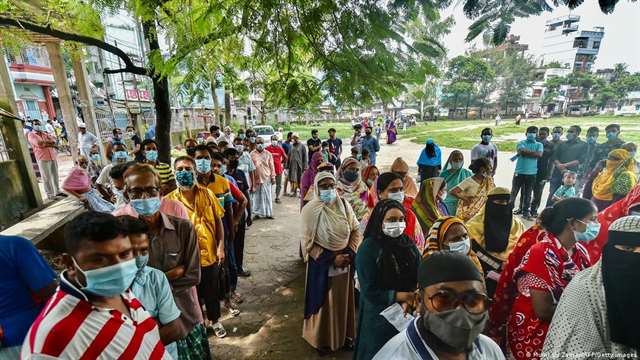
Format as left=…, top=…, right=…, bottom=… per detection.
left=440, top=150, right=473, bottom=215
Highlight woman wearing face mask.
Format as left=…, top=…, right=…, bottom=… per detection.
left=543, top=215, right=640, bottom=358
left=62, top=156, right=116, bottom=213
left=300, top=152, right=325, bottom=209
left=416, top=139, right=442, bottom=181
left=412, top=177, right=449, bottom=233
left=362, top=172, right=425, bottom=251
left=440, top=150, right=473, bottom=215
left=423, top=216, right=483, bottom=272
left=301, top=172, right=361, bottom=354
left=336, top=158, right=370, bottom=221
left=465, top=187, right=525, bottom=298
left=506, top=197, right=596, bottom=360
left=390, top=157, right=418, bottom=200
left=591, top=149, right=638, bottom=211
left=450, top=157, right=496, bottom=222
left=354, top=199, right=421, bottom=360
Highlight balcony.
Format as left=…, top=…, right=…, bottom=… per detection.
left=562, top=24, right=579, bottom=34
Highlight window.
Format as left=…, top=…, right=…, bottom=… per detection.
left=592, top=41, right=600, bottom=49
left=23, top=100, right=42, bottom=121
left=533, top=89, right=543, bottom=97
left=573, top=37, right=588, bottom=48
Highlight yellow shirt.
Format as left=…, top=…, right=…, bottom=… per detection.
left=203, top=173, right=231, bottom=208
left=166, top=185, right=224, bottom=266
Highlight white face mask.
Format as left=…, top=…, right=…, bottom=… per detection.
left=388, top=191, right=405, bottom=203
left=448, top=237, right=470, bottom=254
left=382, top=221, right=406, bottom=238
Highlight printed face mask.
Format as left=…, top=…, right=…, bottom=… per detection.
left=382, top=221, right=406, bottom=238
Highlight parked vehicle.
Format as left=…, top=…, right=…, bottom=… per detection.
left=614, top=105, right=640, bottom=116
left=253, top=125, right=275, bottom=142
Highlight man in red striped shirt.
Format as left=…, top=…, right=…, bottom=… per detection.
left=21, top=212, right=172, bottom=359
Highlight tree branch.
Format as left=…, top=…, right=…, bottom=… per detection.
left=0, top=16, right=147, bottom=76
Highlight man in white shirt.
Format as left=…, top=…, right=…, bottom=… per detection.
left=78, top=123, right=99, bottom=158
left=374, top=252, right=504, bottom=360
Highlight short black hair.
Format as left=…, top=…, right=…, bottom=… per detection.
left=605, top=123, right=620, bottom=132
left=587, top=126, right=599, bottom=135
left=311, top=129, right=318, bottom=134
left=211, top=152, right=226, bottom=163
left=65, top=212, right=128, bottom=255
left=539, top=127, right=550, bottom=133
left=183, top=138, right=197, bottom=146
left=174, top=155, right=196, bottom=168
left=223, top=148, right=239, bottom=158
left=321, top=141, right=329, bottom=147
left=570, top=125, right=582, bottom=134
left=109, top=161, right=136, bottom=180
left=287, top=131, right=293, bottom=139
left=117, top=215, right=149, bottom=236
left=552, top=126, right=563, bottom=133
left=481, top=127, right=492, bottom=135
left=141, top=139, right=157, bottom=149
left=210, top=125, right=220, bottom=132
left=526, top=126, right=538, bottom=134
left=328, top=128, right=336, bottom=133
left=540, top=198, right=596, bottom=235
left=112, top=128, right=121, bottom=135
left=218, top=140, right=228, bottom=148
left=194, top=144, right=210, bottom=155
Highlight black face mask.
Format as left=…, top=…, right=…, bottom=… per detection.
left=186, top=147, right=196, bottom=156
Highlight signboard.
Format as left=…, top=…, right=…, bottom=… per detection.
left=126, top=89, right=151, bottom=101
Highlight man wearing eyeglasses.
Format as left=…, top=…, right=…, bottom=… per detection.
left=374, top=252, right=504, bottom=359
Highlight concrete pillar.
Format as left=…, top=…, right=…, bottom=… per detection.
left=0, top=51, right=43, bottom=206
left=45, top=41, right=79, bottom=162
left=71, top=51, right=106, bottom=159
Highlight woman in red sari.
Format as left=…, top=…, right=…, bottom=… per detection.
left=506, top=198, right=596, bottom=360
left=584, top=182, right=640, bottom=261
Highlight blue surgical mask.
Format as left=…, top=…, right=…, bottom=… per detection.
left=566, top=133, right=576, bottom=141
left=451, top=161, right=464, bottom=170
left=113, top=151, right=129, bottom=163
left=176, top=170, right=195, bottom=188
left=90, top=154, right=101, bottom=162
left=256, top=143, right=264, bottom=151
left=220, top=165, right=227, bottom=174
left=135, top=254, right=149, bottom=270
left=235, top=144, right=244, bottom=152
left=73, top=257, right=138, bottom=297
left=271, top=141, right=278, bottom=147
left=448, top=237, right=471, bottom=254
left=250, top=136, right=257, bottom=144
left=145, top=150, right=158, bottom=161
left=574, top=220, right=601, bottom=242
left=195, top=158, right=212, bottom=173
left=319, top=189, right=337, bottom=203
left=552, top=133, right=562, bottom=141
left=607, top=131, right=618, bottom=141
left=526, top=133, right=536, bottom=141
left=481, top=135, right=492, bottom=143
left=388, top=191, right=405, bottom=203
left=239, top=134, right=246, bottom=140
left=587, top=135, right=598, bottom=145
left=129, top=196, right=161, bottom=216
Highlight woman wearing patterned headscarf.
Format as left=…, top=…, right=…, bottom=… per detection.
left=423, top=216, right=482, bottom=272
left=591, top=148, right=638, bottom=211
left=412, top=177, right=449, bottom=233
left=301, top=172, right=361, bottom=354
left=543, top=215, right=640, bottom=358
left=390, top=157, right=418, bottom=200
left=336, top=158, right=370, bottom=221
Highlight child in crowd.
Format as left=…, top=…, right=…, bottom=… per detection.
left=360, top=149, right=371, bottom=169
left=552, top=171, right=577, bottom=203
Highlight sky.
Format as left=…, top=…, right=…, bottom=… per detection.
left=442, top=1, right=640, bottom=71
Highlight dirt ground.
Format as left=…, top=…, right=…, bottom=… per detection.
left=210, top=137, right=537, bottom=359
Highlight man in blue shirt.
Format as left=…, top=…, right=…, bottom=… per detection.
left=361, top=126, right=381, bottom=166
left=0, top=235, right=57, bottom=358
left=510, top=126, right=543, bottom=220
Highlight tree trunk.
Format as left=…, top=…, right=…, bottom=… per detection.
left=143, top=21, right=172, bottom=164
left=464, top=92, right=471, bottom=120
left=224, top=90, right=232, bottom=126
left=210, top=78, right=221, bottom=128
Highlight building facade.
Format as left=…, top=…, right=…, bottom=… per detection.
left=541, top=15, right=604, bottom=72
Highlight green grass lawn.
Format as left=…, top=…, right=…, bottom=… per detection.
left=280, top=115, right=640, bottom=152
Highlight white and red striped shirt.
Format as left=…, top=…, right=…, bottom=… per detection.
left=21, top=273, right=171, bottom=359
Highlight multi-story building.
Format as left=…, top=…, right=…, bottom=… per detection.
left=4, top=45, right=57, bottom=121
left=541, top=15, right=604, bottom=72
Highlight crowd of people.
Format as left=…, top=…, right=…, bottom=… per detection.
left=2, top=118, right=640, bottom=360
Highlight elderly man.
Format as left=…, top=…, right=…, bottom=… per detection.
left=78, top=122, right=99, bottom=158
left=250, top=137, right=276, bottom=219
left=374, top=252, right=504, bottom=359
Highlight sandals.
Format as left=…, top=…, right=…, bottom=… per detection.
left=211, top=322, right=227, bottom=338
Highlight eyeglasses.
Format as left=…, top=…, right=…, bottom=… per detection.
left=427, top=290, right=489, bottom=314
left=127, top=187, right=160, bottom=199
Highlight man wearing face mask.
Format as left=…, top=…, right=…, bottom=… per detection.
left=184, top=138, right=198, bottom=158
left=510, top=126, right=543, bottom=220
left=529, top=127, right=555, bottom=217
left=361, top=126, right=381, bottom=166
left=373, top=252, right=504, bottom=359
left=27, top=119, right=61, bottom=199
left=471, top=128, right=499, bottom=175
left=547, top=125, right=587, bottom=207
left=307, top=129, right=322, bottom=163
left=141, top=139, right=175, bottom=195
left=233, top=137, right=257, bottom=192
left=165, top=157, right=228, bottom=333
left=121, top=216, right=188, bottom=360
left=266, top=135, right=288, bottom=203
left=250, top=138, right=276, bottom=219
left=592, top=123, right=624, bottom=167
left=96, top=142, right=130, bottom=200
left=21, top=212, right=172, bottom=359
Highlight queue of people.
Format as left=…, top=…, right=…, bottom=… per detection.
left=5, top=119, right=640, bottom=360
